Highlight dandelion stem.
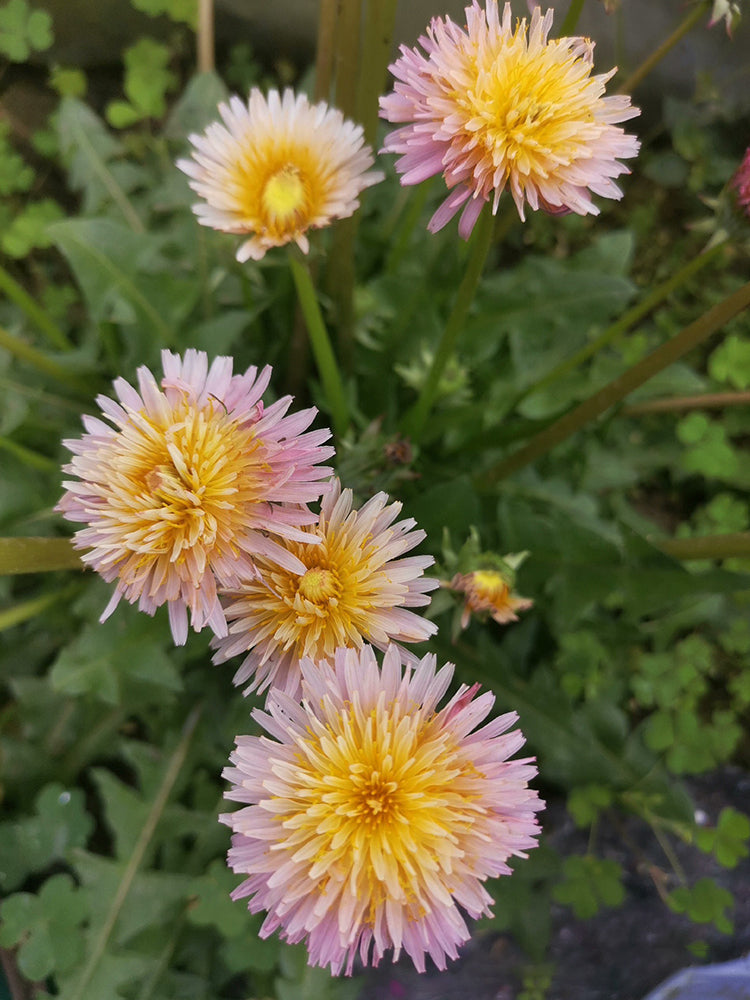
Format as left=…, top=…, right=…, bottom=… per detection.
left=559, top=0, right=587, bottom=36
left=618, top=0, right=710, bottom=94
left=514, top=242, right=726, bottom=408
left=0, top=537, right=84, bottom=575
left=289, top=251, right=350, bottom=438
left=483, top=277, right=750, bottom=483
left=357, top=0, right=399, bottom=146
left=624, top=390, right=750, bottom=416
left=654, top=533, right=750, bottom=561
left=0, top=323, right=89, bottom=392
left=0, top=263, right=72, bottom=351
left=197, top=0, right=215, bottom=73
left=402, top=204, right=495, bottom=442
left=314, top=0, right=338, bottom=102
left=0, top=583, right=82, bottom=631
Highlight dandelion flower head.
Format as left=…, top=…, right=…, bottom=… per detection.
left=451, top=569, right=533, bottom=629
left=212, top=478, right=438, bottom=697
left=222, top=644, right=543, bottom=974
left=57, top=349, right=333, bottom=645
left=178, top=88, right=383, bottom=261
left=380, top=1, right=640, bottom=237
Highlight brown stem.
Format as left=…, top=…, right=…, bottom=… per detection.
left=623, top=391, right=750, bottom=415
left=483, top=279, right=750, bottom=484
left=654, top=533, right=750, bottom=561
left=197, top=0, right=215, bottom=73
left=315, top=0, right=338, bottom=102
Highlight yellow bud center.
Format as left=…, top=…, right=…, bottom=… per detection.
left=297, top=567, right=339, bottom=604
left=472, top=570, right=509, bottom=602
left=261, top=166, right=306, bottom=224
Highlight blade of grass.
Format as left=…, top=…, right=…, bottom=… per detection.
left=0, top=324, right=91, bottom=393
left=0, top=263, right=72, bottom=351
left=654, top=533, right=750, bottom=561
left=67, top=706, right=202, bottom=1000
left=618, top=0, right=710, bottom=94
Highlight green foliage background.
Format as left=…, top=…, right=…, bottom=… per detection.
left=0, top=0, right=749, bottom=997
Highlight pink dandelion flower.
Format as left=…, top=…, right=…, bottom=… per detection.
left=451, top=569, right=533, bottom=630
left=222, top=644, right=543, bottom=975
left=212, top=478, right=438, bottom=698
left=732, top=145, right=750, bottom=218
left=177, top=88, right=383, bottom=262
left=379, top=1, right=640, bottom=238
left=57, top=349, right=334, bottom=645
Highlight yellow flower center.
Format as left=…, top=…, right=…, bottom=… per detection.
left=261, top=165, right=307, bottom=224
left=472, top=570, right=509, bottom=603
left=105, top=400, right=261, bottom=578
left=297, top=567, right=340, bottom=604
left=280, top=699, right=484, bottom=915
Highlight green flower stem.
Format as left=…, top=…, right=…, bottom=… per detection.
left=0, top=262, right=72, bottom=351
left=314, top=0, right=338, bottom=102
left=0, top=435, right=57, bottom=471
left=654, top=533, right=750, bottom=561
left=0, top=537, right=84, bottom=575
left=0, top=582, right=82, bottom=631
left=333, top=0, right=361, bottom=119
left=402, top=204, right=495, bottom=442
left=515, top=242, right=726, bottom=408
left=288, top=251, right=350, bottom=439
left=197, top=0, right=215, bottom=73
left=68, top=706, right=202, bottom=1000
left=559, top=0, right=587, bottom=36
left=356, top=0, right=399, bottom=146
left=618, top=0, right=710, bottom=94
left=0, top=323, right=90, bottom=392
left=484, top=277, right=750, bottom=484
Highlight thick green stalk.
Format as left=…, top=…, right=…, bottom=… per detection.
left=0, top=537, right=84, bottom=575
left=314, top=0, right=338, bottom=102
left=402, top=205, right=495, bottom=442
left=655, top=533, right=750, bottom=561
left=618, top=0, right=710, bottom=94
left=484, top=278, right=750, bottom=483
left=68, top=706, right=202, bottom=1000
left=0, top=323, right=90, bottom=392
left=559, top=0, right=587, bottom=36
left=0, top=263, right=71, bottom=351
left=515, top=243, right=725, bottom=408
left=356, top=0, right=399, bottom=146
left=288, top=252, right=350, bottom=438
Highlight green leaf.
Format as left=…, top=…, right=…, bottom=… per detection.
left=164, top=71, right=230, bottom=140
left=552, top=855, right=625, bottom=918
left=49, top=65, right=87, bottom=98
left=131, top=0, right=197, bottom=27
left=0, top=0, right=53, bottom=61
left=49, top=608, right=180, bottom=706
left=696, top=808, right=750, bottom=868
left=106, top=38, right=176, bottom=127
left=709, top=333, right=750, bottom=390
left=0, top=121, right=34, bottom=195
left=0, top=874, right=88, bottom=980
left=0, top=783, right=93, bottom=892
left=667, top=877, right=734, bottom=932
left=567, top=784, right=613, bottom=828
left=49, top=218, right=198, bottom=350
left=1, top=198, right=64, bottom=258
left=187, top=859, right=247, bottom=938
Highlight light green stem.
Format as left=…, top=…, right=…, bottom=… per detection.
left=402, top=205, right=495, bottom=442
left=0, top=537, right=84, bottom=575
left=0, top=323, right=90, bottom=392
left=559, top=0, right=587, bottom=36
left=655, top=533, right=750, bottom=561
left=0, top=583, right=82, bottom=631
left=288, top=252, right=350, bottom=438
left=484, top=278, right=750, bottom=483
left=68, top=706, right=202, bottom=1000
left=515, top=243, right=726, bottom=407
left=618, top=0, right=710, bottom=94
left=0, top=263, right=72, bottom=351
left=0, top=435, right=57, bottom=471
